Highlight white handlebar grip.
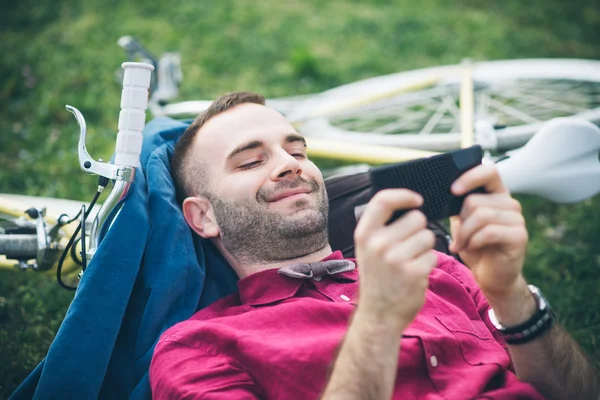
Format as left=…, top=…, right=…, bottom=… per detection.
left=116, top=62, right=154, bottom=167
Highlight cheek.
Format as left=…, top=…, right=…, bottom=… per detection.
left=218, top=175, right=263, bottom=200
left=303, top=161, right=325, bottom=185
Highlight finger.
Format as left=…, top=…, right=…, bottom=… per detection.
left=364, top=212, right=429, bottom=258
left=462, top=224, right=528, bottom=252
left=451, top=164, right=507, bottom=196
left=382, top=210, right=428, bottom=243
left=459, top=193, right=522, bottom=221
left=453, top=208, right=525, bottom=252
left=448, top=216, right=461, bottom=253
left=382, top=228, right=436, bottom=263
left=355, top=189, right=423, bottom=242
left=403, top=250, right=439, bottom=279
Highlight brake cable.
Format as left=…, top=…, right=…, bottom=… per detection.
left=56, top=176, right=109, bottom=290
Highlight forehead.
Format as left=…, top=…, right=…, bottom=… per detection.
left=192, top=103, right=298, bottom=162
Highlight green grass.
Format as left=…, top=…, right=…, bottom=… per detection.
left=0, top=271, right=75, bottom=397
left=2, top=0, right=600, bottom=397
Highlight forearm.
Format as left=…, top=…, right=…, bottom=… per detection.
left=321, top=309, right=404, bottom=400
left=509, top=323, right=600, bottom=400
left=486, top=279, right=600, bottom=400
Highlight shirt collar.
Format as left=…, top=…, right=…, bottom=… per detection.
left=237, top=250, right=357, bottom=306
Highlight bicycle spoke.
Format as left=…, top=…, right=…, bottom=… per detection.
left=512, top=84, right=592, bottom=104
left=419, top=96, right=453, bottom=135
left=487, top=97, right=541, bottom=124
left=498, top=90, right=588, bottom=115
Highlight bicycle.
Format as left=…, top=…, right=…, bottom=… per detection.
left=2, top=39, right=600, bottom=292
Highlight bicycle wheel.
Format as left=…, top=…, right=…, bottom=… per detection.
left=287, top=59, right=600, bottom=152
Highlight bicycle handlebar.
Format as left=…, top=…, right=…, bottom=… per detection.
left=64, top=62, right=154, bottom=264
left=116, top=62, right=154, bottom=167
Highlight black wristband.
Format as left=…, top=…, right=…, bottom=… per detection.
left=488, top=285, right=555, bottom=345
left=503, top=311, right=555, bottom=345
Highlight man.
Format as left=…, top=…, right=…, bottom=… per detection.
left=150, top=92, right=599, bottom=399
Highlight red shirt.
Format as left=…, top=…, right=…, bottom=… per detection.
left=150, top=251, right=544, bottom=399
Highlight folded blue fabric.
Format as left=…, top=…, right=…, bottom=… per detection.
left=11, top=117, right=239, bottom=400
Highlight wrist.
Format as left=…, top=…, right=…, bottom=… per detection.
left=488, top=284, right=555, bottom=345
left=483, top=276, right=537, bottom=327
left=353, top=306, right=410, bottom=337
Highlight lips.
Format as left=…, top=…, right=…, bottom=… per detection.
left=269, top=188, right=312, bottom=202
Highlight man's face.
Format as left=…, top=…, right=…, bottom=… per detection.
left=187, top=103, right=329, bottom=264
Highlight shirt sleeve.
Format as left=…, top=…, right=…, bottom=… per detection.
left=150, top=338, right=262, bottom=400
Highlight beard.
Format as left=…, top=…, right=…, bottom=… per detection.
left=209, top=177, right=329, bottom=265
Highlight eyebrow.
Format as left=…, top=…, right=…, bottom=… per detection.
left=226, top=134, right=307, bottom=161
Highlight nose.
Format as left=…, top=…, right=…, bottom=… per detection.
left=270, top=150, right=303, bottom=181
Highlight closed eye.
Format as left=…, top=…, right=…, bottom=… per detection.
left=239, top=161, right=262, bottom=170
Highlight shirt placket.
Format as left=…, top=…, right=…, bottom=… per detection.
left=420, top=337, right=449, bottom=396
left=311, top=278, right=358, bottom=305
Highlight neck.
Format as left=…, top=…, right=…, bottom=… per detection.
left=216, top=240, right=334, bottom=279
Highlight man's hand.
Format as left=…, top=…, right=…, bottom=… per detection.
left=353, top=189, right=438, bottom=331
left=449, top=165, right=600, bottom=400
left=449, top=164, right=529, bottom=301
left=322, top=189, right=437, bottom=400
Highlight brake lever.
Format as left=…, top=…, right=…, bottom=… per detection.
left=65, top=105, right=134, bottom=183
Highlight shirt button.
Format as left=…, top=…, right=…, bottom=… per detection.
left=340, top=295, right=350, bottom=301
left=313, top=276, right=322, bottom=281
left=430, top=355, right=438, bottom=368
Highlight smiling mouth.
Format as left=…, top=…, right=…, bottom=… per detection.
left=269, top=188, right=312, bottom=202
left=272, top=192, right=310, bottom=202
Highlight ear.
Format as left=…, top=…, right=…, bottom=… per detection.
left=182, top=196, right=220, bottom=239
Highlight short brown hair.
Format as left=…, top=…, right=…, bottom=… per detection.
left=171, top=92, right=266, bottom=202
